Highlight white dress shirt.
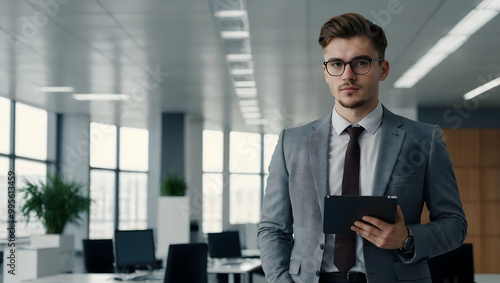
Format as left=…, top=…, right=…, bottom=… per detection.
left=321, top=102, right=383, bottom=273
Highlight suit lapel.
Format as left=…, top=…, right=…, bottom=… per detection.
left=372, top=107, right=405, bottom=196
left=309, top=114, right=332, bottom=218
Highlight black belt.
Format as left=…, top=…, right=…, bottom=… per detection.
left=319, top=272, right=367, bottom=283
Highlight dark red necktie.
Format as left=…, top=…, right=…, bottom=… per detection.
left=334, top=126, right=364, bottom=274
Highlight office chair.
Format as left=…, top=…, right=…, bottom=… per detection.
left=428, top=243, right=474, bottom=283
left=82, top=239, right=115, bottom=273
left=164, top=243, right=208, bottom=283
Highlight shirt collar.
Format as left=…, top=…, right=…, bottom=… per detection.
left=331, top=102, right=383, bottom=135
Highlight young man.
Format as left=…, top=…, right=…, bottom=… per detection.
left=258, top=13, right=467, bottom=283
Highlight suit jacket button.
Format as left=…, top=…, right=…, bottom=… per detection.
left=320, top=243, right=324, bottom=250
left=316, top=271, right=320, bottom=277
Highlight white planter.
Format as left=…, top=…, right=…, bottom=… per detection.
left=3, top=246, right=60, bottom=283
left=30, top=234, right=74, bottom=273
left=157, top=196, right=190, bottom=261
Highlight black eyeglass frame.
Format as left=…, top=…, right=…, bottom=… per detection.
left=323, top=58, right=385, bottom=76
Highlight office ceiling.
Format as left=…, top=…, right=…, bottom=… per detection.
left=0, top=0, right=498, bottom=133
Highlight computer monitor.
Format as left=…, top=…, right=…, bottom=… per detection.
left=207, top=231, right=242, bottom=258
left=428, top=243, right=474, bottom=283
left=113, top=229, right=157, bottom=273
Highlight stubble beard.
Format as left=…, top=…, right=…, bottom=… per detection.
left=337, top=94, right=368, bottom=109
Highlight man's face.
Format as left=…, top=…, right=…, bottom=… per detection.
left=322, top=36, right=389, bottom=110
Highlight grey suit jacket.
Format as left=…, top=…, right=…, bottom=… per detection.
left=258, top=106, right=467, bottom=283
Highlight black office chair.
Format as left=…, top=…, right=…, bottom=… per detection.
left=428, top=243, right=475, bottom=283
left=164, top=243, right=208, bottom=283
left=82, top=239, right=115, bottom=273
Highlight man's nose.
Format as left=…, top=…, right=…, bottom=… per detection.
left=342, top=63, right=356, bottom=80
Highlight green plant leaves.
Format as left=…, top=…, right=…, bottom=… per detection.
left=20, top=174, right=91, bottom=234
left=160, top=172, right=187, bottom=196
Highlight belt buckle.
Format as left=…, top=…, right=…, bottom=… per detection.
left=346, top=273, right=352, bottom=282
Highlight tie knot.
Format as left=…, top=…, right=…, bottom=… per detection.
left=345, top=126, right=364, bottom=139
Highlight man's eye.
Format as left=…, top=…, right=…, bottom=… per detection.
left=354, top=60, right=368, bottom=67
left=329, top=61, right=344, bottom=68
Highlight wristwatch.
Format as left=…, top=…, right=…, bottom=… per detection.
left=399, top=226, right=414, bottom=253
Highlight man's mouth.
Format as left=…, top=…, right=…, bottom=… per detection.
left=341, top=87, right=359, bottom=94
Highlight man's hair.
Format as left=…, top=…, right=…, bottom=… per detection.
left=318, top=13, right=387, bottom=59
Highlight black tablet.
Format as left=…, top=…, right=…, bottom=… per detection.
left=323, top=195, right=398, bottom=234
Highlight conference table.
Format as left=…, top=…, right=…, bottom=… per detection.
left=25, top=258, right=262, bottom=283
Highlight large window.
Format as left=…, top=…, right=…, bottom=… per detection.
left=89, top=123, right=149, bottom=238
left=89, top=169, right=116, bottom=239
left=0, top=97, right=10, bottom=154
left=229, top=131, right=261, bottom=225
left=202, top=130, right=223, bottom=233
left=15, top=103, right=48, bottom=160
left=202, top=129, right=278, bottom=233
left=119, top=172, right=148, bottom=230
left=0, top=157, right=9, bottom=238
left=0, top=100, right=53, bottom=239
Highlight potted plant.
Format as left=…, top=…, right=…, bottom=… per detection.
left=20, top=173, right=91, bottom=234
left=160, top=171, right=187, bottom=196
left=20, top=173, right=91, bottom=272
left=157, top=171, right=190, bottom=260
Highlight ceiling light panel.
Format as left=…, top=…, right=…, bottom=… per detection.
left=221, top=31, right=249, bottom=39
left=393, top=0, right=500, bottom=89
left=214, top=10, right=247, bottom=18
left=226, top=54, right=252, bottom=61
left=230, top=69, right=254, bottom=75
left=234, top=81, right=256, bottom=87
left=476, top=0, right=500, bottom=10
left=463, top=77, right=500, bottom=100
left=239, top=99, right=259, bottom=106
left=73, top=94, right=129, bottom=101
left=37, top=86, right=74, bottom=92
left=448, top=9, right=497, bottom=36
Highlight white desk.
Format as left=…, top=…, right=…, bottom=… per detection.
left=14, top=271, right=500, bottom=283
left=25, top=273, right=162, bottom=283
left=23, top=259, right=262, bottom=283
left=208, top=258, right=261, bottom=283
left=475, top=274, right=500, bottom=283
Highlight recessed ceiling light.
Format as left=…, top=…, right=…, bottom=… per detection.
left=234, top=81, right=256, bottom=87
left=235, top=88, right=257, bottom=97
left=463, top=77, right=500, bottom=100
left=477, top=0, right=500, bottom=10
left=73, top=94, right=129, bottom=101
left=393, top=0, right=499, bottom=88
left=36, top=86, right=74, bottom=93
left=226, top=54, right=252, bottom=61
left=230, top=69, right=253, bottom=75
left=214, top=10, right=247, bottom=18
left=221, top=31, right=249, bottom=39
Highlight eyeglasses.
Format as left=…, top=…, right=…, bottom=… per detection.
left=323, top=58, right=384, bottom=76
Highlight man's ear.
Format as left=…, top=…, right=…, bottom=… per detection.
left=379, top=60, right=389, bottom=81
